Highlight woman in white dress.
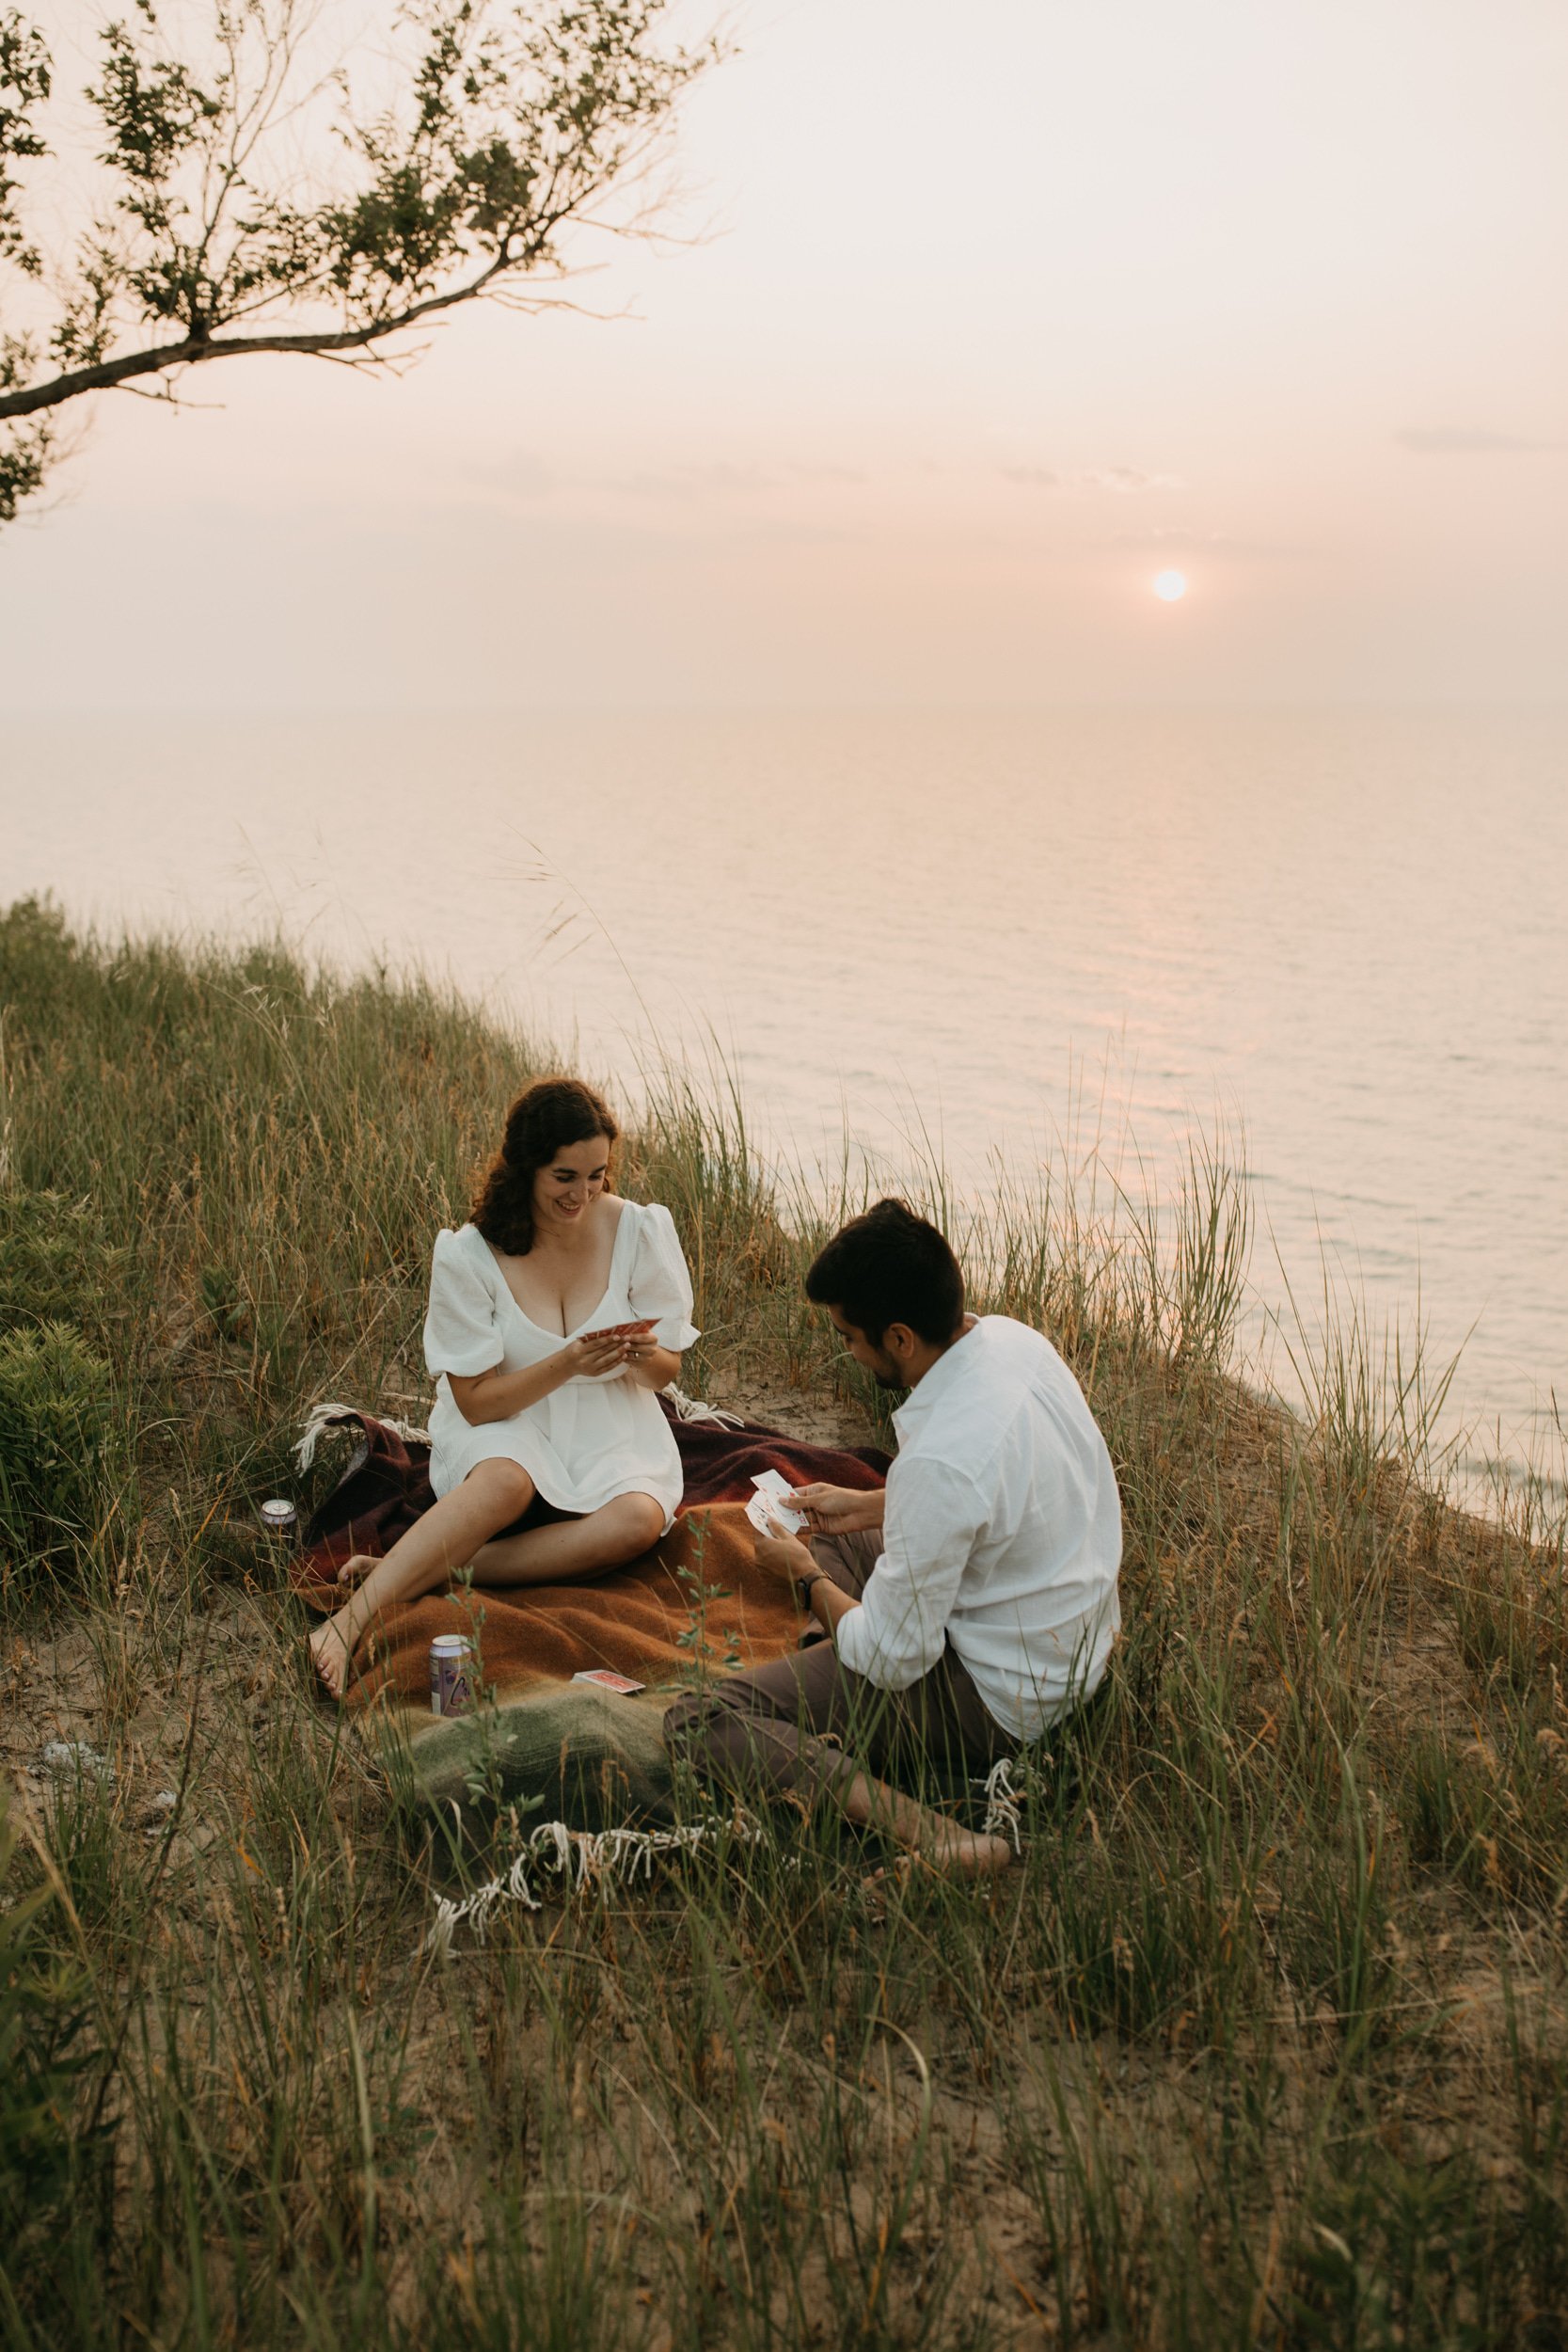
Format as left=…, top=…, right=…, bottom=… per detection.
left=309, top=1076, right=698, bottom=1698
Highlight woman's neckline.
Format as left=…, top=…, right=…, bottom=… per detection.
left=478, top=1197, right=631, bottom=1339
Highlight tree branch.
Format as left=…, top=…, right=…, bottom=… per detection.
left=0, top=259, right=531, bottom=417
left=0, top=0, right=728, bottom=513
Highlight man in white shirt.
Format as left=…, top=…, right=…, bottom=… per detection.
left=664, top=1200, right=1122, bottom=1875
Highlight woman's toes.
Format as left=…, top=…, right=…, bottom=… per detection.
left=309, top=1622, right=351, bottom=1700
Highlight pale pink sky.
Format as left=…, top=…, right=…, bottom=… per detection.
left=2, top=0, right=1564, bottom=708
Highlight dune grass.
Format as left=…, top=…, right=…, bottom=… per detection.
left=2, top=894, right=1566, bottom=2350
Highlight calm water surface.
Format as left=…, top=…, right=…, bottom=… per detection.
left=4, top=707, right=1563, bottom=1487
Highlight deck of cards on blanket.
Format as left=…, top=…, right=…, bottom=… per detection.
left=745, top=1470, right=808, bottom=1537
left=571, top=1668, right=646, bottom=1694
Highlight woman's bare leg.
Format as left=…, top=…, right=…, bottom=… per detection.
left=468, top=1492, right=665, bottom=1588
left=309, top=1458, right=536, bottom=1699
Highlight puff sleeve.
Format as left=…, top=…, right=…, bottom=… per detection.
left=626, top=1203, right=700, bottom=1352
left=423, top=1229, right=502, bottom=1378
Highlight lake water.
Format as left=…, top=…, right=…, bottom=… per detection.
left=4, top=705, right=1564, bottom=1493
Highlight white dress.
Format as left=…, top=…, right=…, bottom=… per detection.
left=421, top=1200, right=700, bottom=1529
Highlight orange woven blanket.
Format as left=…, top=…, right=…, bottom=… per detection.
left=325, top=1501, right=801, bottom=1718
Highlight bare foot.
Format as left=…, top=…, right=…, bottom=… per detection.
left=335, top=1552, right=379, bottom=1586
left=839, top=1769, right=1017, bottom=1878
left=912, top=1819, right=1015, bottom=1876
left=309, top=1613, right=356, bottom=1701
left=870, top=1824, right=1015, bottom=1883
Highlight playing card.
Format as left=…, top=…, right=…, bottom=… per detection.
left=746, top=1471, right=807, bottom=1535
left=571, top=1668, right=646, bottom=1694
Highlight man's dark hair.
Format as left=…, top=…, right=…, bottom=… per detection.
left=804, top=1199, right=965, bottom=1349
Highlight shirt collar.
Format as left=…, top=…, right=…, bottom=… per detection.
left=891, top=1315, right=983, bottom=1438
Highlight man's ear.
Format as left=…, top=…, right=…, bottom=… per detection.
left=883, top=1321, right=919, bottom=1362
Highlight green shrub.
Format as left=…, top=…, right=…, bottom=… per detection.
left=0, top=893, right=77, bottom=1026
left=0, top=1187, right=130, bottom=1338
left=0, top=1321, right=118, bottom=1577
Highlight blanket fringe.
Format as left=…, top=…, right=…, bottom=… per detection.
left=661, top=1385, right=745, bottom=1430
left=293, top=1400, right=432, bottom=1471
left=427, top=1810, right=763, bottom=1956
left=295, top=1390, right=741, bottom=1473
left=975, top=1756, right=1026, bottom=1852
left=431, top=1772, right=1023, bottom=1952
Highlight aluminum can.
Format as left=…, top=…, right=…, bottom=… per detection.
left=259, top=1498, right=297, bottom=1540
left=430, top=1634, right=475, bottom=1718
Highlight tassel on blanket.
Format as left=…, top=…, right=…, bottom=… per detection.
left=976, top=1756, right=1026, bottom=1853
left=295, top=1390, right=741, bottom=1474
left=427, top=1811, right=763, bottom=1957
left=660, top=1385, right=745, bottom=1430
left=293, top=1400, right=431, bottom=1472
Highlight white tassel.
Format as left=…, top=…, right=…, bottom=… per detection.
left=297, top=1391, right=739, bottom=1475
left=298, top=1391, right=732, bottom=1475
left=427, top=1810, right=763, bottom=1956
left=976, top=1756, right=1025, bottom=1853
left=293, top=1400, right=432, bottom=1472
left=661, top=1385, right=745, bottom=1430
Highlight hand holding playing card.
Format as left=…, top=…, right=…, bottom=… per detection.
left=745, top=1472, right=816, bottom=1582
left=752, top=1527, right=815, bottom=1584
left=579, top=1317, right=660, bottom=1380
left=787, top=1481, right=884, bottom=1534
left=744, top=1471, right=808, bottom=1536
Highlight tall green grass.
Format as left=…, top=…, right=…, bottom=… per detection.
left=2, top=897, right=1565, bottom=2348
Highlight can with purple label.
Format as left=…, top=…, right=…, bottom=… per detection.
left=429, top=1634, right=475, bottom=1718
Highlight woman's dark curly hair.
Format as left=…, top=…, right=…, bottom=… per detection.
left=469, top=1076, right=619, bottom=1256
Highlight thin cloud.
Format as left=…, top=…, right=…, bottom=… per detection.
left=1080, top=466, right=1183, bottom=493
left=1395, top=428, right=1559, bottom=455
left=1115, top=527, right=1228, bottom=548
left=615, top=461, right=780, bottom=500
left=1001, top=464, right=1183, bottom=493
left=612, top=459, right=869, bottom=500
left=1112, top=527, right=1314, bottom=559
left=783, top=460, right=867, bottom=484
left=463, top=455, right=869, bottom=507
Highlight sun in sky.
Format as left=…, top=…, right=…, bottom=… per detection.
left=1152, top=570, right=1189, bottom=602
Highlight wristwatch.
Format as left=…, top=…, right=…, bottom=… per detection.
left=796, top=1568, right=825, bottom=1604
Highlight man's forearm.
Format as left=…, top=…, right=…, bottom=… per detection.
left=803, top=1575, right=860, bottom=1637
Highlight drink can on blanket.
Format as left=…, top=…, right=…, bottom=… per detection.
left=429, top=1635, right=475, bottom=1718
